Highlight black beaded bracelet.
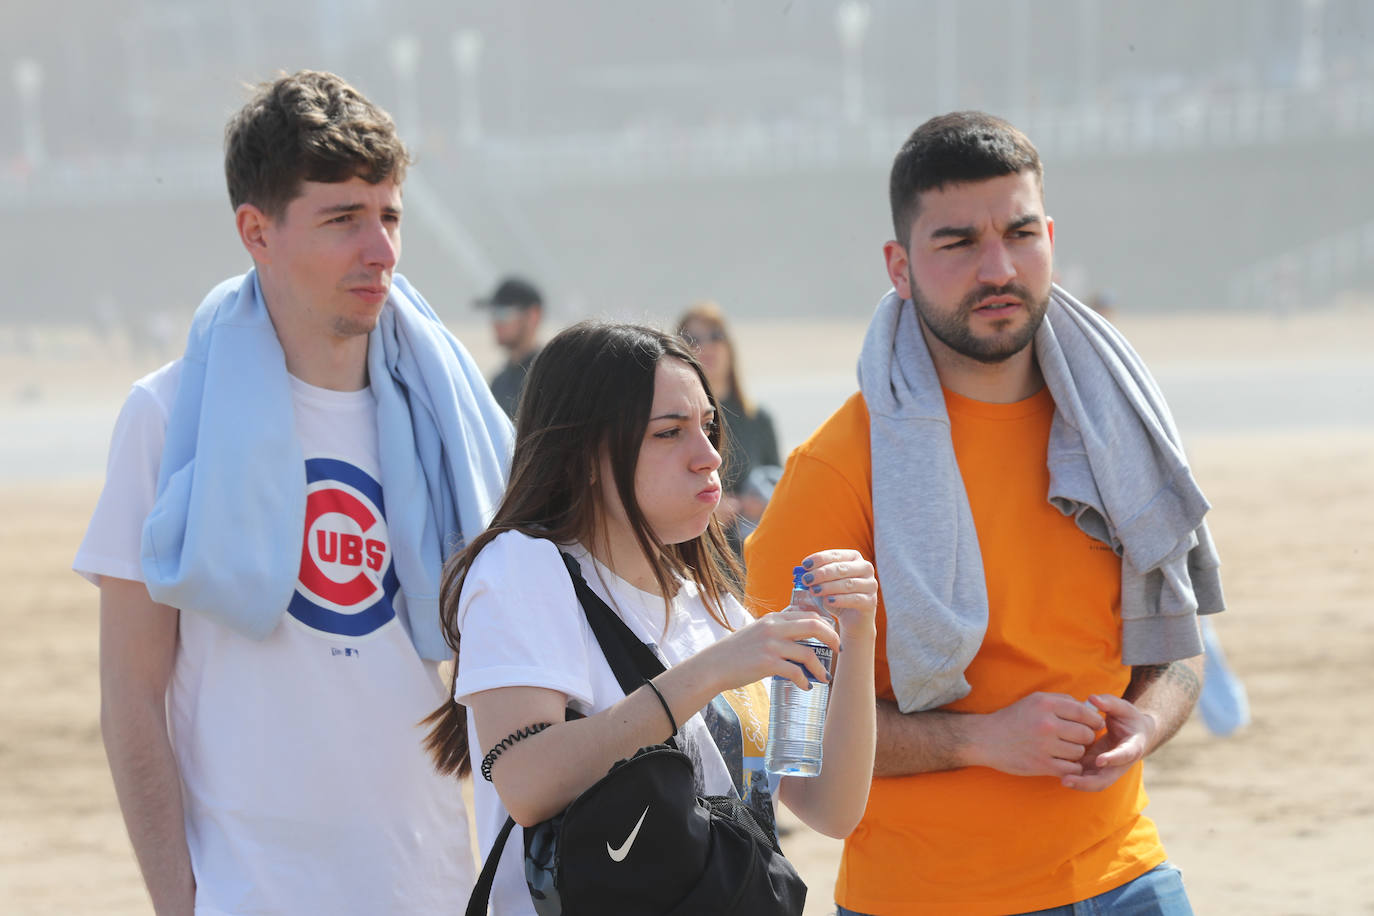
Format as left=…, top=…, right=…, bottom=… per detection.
left=480, top=721, right=552, bottom=782
left=643, top=679, right=678, bottom=738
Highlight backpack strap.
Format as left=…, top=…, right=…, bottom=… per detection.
left=559, top=551, right=668, bottom=689
left=464, top=549, right=670, bottom=915
left=467, top=704, right=583, bottom=916
left=465, top=813, right=518, bottom=916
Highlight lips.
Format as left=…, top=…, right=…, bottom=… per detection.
left=697, top=483, right=722, bottom=504
left=961, top=282, right=1034, bottom=316
left=975, top=296, right=1022, bottom=312
left=350, top=284, right=390, bottom=306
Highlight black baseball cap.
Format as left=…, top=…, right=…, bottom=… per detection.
left=475, top=276, right=542, bottom=310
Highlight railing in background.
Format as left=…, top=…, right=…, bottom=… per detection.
left=472, top=80, right=1374, bottom=189
left=1229, top=218, right=1374, bottom=313
left=5, top=80, right=1374, bottom=206
left=0, top=149, right=220, bottom=209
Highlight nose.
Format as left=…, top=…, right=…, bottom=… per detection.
left=693, top=425, right=722, bottom=474
left=362, top=220, right=400, bottom=271
left=976, top=239, right=1015, bottom=287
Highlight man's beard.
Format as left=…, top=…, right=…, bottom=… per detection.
left=333, top=316, right=379, bottom=338
left=908, top=271, right=1048, bottom=364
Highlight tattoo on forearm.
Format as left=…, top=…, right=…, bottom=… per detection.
left=1128, top=661, right=1201, bottom=705
left=1127, top=659, right=1204, bottom=752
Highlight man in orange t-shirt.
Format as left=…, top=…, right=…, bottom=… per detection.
left=746, top=112, right=1210, bottom=915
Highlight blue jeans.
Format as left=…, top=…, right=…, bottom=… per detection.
left=835, top=861, right=1193, bottom=916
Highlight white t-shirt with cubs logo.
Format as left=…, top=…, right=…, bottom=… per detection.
left=75, top=360, right=475, bottom=915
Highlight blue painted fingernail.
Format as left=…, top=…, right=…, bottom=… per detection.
left=802, top=572, right=814, bottom=584
left=811, top=585, right=822, bottom=594
left=827, top=596, right=837, bottom=604
left=802, top=558, right=814, bottom=569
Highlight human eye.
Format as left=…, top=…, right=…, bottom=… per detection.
left=652, top=425, right=681, bottom=440
left=940, top=238, right=971, bottom=251
left=703, top=419, right=719, bottom=437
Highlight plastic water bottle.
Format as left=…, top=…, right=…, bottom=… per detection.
left=764, top=566, right=836, bottom=777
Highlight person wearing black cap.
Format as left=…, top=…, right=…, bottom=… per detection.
left=478, top=276, right=544, bottom=419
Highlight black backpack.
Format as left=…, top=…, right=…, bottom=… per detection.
left=464, top=552, right=807, bottom=916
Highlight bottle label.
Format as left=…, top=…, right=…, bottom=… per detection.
left=779, top=638, right=834, bottom=685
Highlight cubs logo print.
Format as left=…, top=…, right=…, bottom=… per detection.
left=287, top=457, right=399, bottom=638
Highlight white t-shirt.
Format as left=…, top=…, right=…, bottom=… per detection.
left=74, top=360, right=476, bottom=916
left=453, top=531, right=776, bottom=916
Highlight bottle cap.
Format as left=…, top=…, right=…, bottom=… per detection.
left=792, top=566, right=807, bottom=588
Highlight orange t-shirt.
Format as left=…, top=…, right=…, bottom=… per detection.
left=744, top=389, right=1165, bottom=915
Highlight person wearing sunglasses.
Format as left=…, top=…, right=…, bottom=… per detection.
left=676, top=301, right=781, bottom=561
left=477, top=275, right=545, bottom=420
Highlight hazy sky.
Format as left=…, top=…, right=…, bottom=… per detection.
left=3, top=0, right=1372, bottom=324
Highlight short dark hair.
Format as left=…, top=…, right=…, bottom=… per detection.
left=889, top=111, right=1043, bottom=246
left=424, top=321, right=740, bottom=777
left=224, top=70, right=411, bottom=219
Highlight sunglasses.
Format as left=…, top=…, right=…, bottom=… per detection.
left=489, top=305, right=527, bottom=323
left=681, top=329, right=727, bottom=348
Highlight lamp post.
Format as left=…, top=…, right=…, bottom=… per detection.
left=1296, top=0, right=1326, bottom=91
left=835, top=0, right=871, bottom=125
left=935, top=2, right=957, bottom=113
left=13, top=58, right=45, bottom=168
left=389, top=34, right=421, bottom=147
left=452, top=29, right=484, bottom=147
left=1078, top=0, right=1099, bottom=107
left=1008, top=0, right=1029, bottom=117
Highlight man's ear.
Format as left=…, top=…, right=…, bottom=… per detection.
left=882, top=240, right=913, bottom=300
left=235, top=203, right=272, bottom=263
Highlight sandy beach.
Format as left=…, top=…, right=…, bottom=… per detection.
left=2, top=305, right=1372, bottom=914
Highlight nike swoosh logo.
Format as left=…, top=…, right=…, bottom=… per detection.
left=606, top=804, right=650, bottom=862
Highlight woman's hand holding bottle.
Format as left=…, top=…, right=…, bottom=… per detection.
left=794, top=548, right=878, bottom=642
left=684, top=548, right=876, bottom=696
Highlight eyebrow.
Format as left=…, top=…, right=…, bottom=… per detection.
left=649, top=407, right=716, bottom=422
left=315, top=202, right=403, bottom=217
left=929, top=213, right=1041, bottom=240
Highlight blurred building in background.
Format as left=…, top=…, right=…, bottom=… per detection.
left=3, top=0, right=1373, bottom=327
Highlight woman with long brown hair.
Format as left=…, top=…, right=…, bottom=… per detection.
left=426, top=320, right=877, bottom=915
left=676, top=301, right=781, bottom=556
